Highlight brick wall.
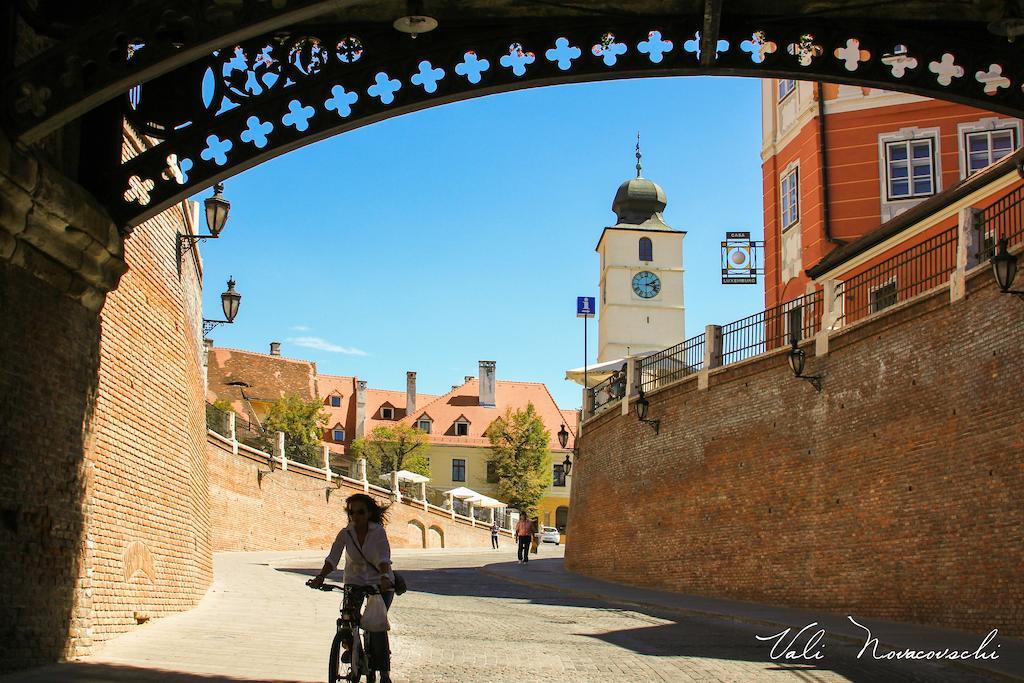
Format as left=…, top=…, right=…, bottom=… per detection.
left=207, top=436, right=503, bottom=552
left=77, top=190, right=211, bottom=654
left=0, top=260, right=98, bottom=671
left=567, top=271, right=1023, bottom=637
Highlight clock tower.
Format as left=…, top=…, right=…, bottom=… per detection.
left=596, top=144, right=686, bottom=363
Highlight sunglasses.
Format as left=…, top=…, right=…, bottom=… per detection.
left=347, top=508, right=368, bottom=515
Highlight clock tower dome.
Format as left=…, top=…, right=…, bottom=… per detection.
left=596, top=141, right=686, bottom=363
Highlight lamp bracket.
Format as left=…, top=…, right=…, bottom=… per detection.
left=799, top=375, right=824, bottom=392
left=203, top=319, right=230, bottom=337
left=257, top=469, right=271, bottom=486
left=640, top=418, right=661, bottom=434
left=177, top=232, right=218, bottom=267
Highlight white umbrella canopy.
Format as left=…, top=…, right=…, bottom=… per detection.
left=473, top=494, right=508, bottom=509
left=564, top=353, right=656, bottom=387
left=445, top=486, right=483, bottom=503
left=378, top=470, right=430, bottom=484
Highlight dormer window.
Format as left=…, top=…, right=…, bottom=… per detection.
left=381, top=406, right=394, bottom=420
left=455, top=419, right=470, bottom=436
left=417, top=416, right=433, bottom=434
left=332, top=427, right=345, bottom=442
left=329, top=395, right=342, bottom=408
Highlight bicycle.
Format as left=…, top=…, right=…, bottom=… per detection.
left=307, top=580, right=382, bottom=683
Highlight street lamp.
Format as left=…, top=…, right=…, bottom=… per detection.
left=991, top=238, right=1024, bottom=298
left=203, top=277, right=242, bottom=337
left=178, top=183, right=231, bottom=268
left=788, top=337, right=823, bottom=392
left=632, top=389, right=660, bottom=434
left=556, top=424, right=572, bottom=476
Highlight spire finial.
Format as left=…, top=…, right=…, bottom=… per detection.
left=635, top=132, right=643, bottom=178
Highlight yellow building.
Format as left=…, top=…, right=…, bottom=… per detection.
left=388, top=361, right=577, bottom=538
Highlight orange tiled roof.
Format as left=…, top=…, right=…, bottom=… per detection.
left=399, top=379, right=575, bottom=451
left=207, top=347, right=318, bottom=419
left=362, top=388, right=439, bottom=433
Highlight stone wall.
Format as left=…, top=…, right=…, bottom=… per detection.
left=567, top=270, right=1023, bottom=637
left=0, top=259, right=99, bottom=670
left=79, top=183, right=211, bottom=652
left=0, top=124, right=211, bottom=670
left=207, top=435, right=504, bottom=553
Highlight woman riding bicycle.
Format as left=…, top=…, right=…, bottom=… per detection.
left=309, top=494, right=395, bottom=683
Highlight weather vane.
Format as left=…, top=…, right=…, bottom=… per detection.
left=635, top=132, right=643, bottom=178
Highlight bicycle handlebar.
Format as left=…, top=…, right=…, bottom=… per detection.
left=305, top=579, right=380, bottom=595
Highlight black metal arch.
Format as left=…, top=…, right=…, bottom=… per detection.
left=84, top=15, right=1024, bottom=227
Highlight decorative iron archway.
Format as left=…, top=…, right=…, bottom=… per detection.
left=5, top=2, right=1024, bottom=229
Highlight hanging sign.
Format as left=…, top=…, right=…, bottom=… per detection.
left=722, top=231, right=765, bottom=285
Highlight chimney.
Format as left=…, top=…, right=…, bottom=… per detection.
left=406, top=371, right=416, bottom=416
left=355, top=380, right=367, bottom=438
left=465, top=375, right=474, bottom=383
left=269, top=341, right=281, bottom=356
left=479, top=360, right=496, bottom=407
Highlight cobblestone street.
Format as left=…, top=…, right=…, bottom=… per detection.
left=2, top=547, right=1014, bottom=682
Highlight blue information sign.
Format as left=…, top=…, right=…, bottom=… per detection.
left=576, top=296, right=596, bottom=318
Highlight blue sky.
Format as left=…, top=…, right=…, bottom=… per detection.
left=199, top=75, right=765, bottom=409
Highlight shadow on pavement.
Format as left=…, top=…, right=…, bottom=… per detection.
left=0, top=661, right=315, bottom=683
left=273, top=560, right=1000, bottom=682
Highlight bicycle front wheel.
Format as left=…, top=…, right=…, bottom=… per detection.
left=328, top=631, right=344, bottom=683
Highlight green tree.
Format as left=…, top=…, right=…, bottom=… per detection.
left=211, top=398, right=234, bottom=413
left=349, top=424, right=430, bottom=479
left=484, top=403, right=551, bottom=516
left=256, top=394, right=329, bottom=467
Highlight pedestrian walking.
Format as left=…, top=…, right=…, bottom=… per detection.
left=515, top=515, right=533, bottom=563
left=490, top=520, right=500, bottom=549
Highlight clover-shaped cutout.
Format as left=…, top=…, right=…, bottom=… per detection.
left=592, top=33, right=627, bottom=66
left=500, top=43, right=536, bottom=76
left=240, top=116, right=274, bottom=147
left=683, top=31, right=729, bottom=61
left=455, top=51, right=490, bottom=84
left=411, top=61, right=445, bottom=93
left=160, top=154, right=193, bottom=185
left=637, top=31, right=673, bottom=64
left=740, top=31, right=777, bottom=64
left=834, top=38, right=871, bottom=72
left=124, top=175, right=155, bottom=206
left=787, top=34, right=823, bottom=66
left=881, top=45, right=917, bottom=78
left=368, top=72, right=402, bottom=104
left=325, top=85, right=359, bottom=117
left=975, top=64, right=1010, bottom=95
left=929, top=53, right=964, bottom=86
left=546, top=37, right=581, bottom=71
left=282, top=100, right=315, bottom=131
left=200, top=135, right=233, bottom=166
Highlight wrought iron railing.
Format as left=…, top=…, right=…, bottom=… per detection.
left=589, top=372, right=626, bottom=414
left=834, top=226, right=958, bottom=327
left=205, top=402, right=231, bottom=438
left=721, top=289, right=824, bottom=366
left=205, top=401, right=264, bottom=448
left=977, top=184, right=1024, bottom=261
left=638, top=334, right=704, bottom=393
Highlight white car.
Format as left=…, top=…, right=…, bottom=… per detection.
left=540, top=526, right=561, bottom=545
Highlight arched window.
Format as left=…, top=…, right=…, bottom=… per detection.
left=639, top=237, right=653, bottom=262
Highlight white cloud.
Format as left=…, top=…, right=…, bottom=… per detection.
left=286, top=336, right=368, bottom=356
left=290, top=325, right=311, bottom=332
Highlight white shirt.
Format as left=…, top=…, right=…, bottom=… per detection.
left=324, top=521, right=394, bottom=586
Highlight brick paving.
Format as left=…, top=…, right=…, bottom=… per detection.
left=1, top=546, right=1015, bottom=682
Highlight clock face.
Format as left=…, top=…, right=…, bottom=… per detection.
left=632, top=271, right=661, bottom=299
